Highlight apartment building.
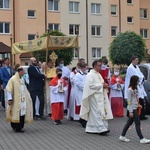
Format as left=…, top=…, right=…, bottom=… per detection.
left=0, top=0, right=150, bottom=67
left=109, top=0, right=150, bottom=55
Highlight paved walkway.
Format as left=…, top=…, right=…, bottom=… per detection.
left=0, top=106, right=150, bottom=150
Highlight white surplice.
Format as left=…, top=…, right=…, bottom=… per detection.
left=124, top=63, right=146, bottom=99
left=74, top=71, right=87, bottom=106
left=79, top=69, right=113, bottom=133
left=50, top=79, right=67, bottom=104
left=67, top=70, right=79, bottom=120
left=110, top=83, right=124, bottom=98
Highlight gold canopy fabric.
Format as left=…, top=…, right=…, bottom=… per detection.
left=12, top=36, right=78, bottom=54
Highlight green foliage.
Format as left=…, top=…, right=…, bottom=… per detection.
left=33, top=30, right=74, bottom=66
left=109, top=31, right=146, bottom=66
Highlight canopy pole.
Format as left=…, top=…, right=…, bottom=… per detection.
left=45, top=35, right=50, bottom=75
left=10, top=35, right=13, bottom=68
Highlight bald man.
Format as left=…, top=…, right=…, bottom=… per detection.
left=28, top=57, right=46, bottom=120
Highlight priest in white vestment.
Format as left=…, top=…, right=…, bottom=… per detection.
left=124, top=56, right=147, bottom=120
left=80, top=60, right=113, bottom=135
left=6, top=67, right=33, bottom=133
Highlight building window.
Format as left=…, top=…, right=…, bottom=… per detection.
left=111, top=26, right=117, bottom=37
left=73, top=48, right=78, bottom=58
left=127, top=0, right=133, bottom=4
left=0, top=0, right=10, bottom=9
left=0, top=22, right=10, bottom=34
left=25, top=62, right=29, bottom=66
left=111, top=5, right=117, bottom=15
left=91, top=3, right=101, bottom=14
left=49, top=24, right=59, bottom=31
left=127, top=17, right=133, bottom=23
left=48, top=0, right=58, bottom=11
left=28, top=10, right=35, bottom=18
left=140, top=29, right=148, bottom=39
left=28, top=34, right=36, bottom=40
left=140, top=9, right=148, bottom=19
left=69, top=1, right=79, bottom=13
left=92, top=47, right=101, bottom=58
left=91, top=25, right=101, bottom=36
left=69, top=24, right=79, bottom=35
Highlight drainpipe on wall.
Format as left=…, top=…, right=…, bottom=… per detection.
left=13, top=0, right=15, bottom=42
left=45, top=0, right=47, bottom=33
left=86, top=0, right=89, bottom=64
left=119, top=0, right=121, bottom=32
left=13, top=0, right=15, bottom=65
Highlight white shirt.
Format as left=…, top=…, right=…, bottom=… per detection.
left=124, top=63, right=146, bottom=99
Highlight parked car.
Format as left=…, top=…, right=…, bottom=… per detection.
left=138, top=63, right=150, bottom=114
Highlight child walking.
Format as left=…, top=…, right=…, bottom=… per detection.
left=50, top=68, right=67, bottom=125
left=119, top=75, right=150, bottom=144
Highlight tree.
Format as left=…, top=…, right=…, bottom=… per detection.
left=33, top=30, right=74, bottom=66
left=109, top=31, right=146, bottom=66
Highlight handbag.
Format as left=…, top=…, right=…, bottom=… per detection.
left=137, top=107, right=141, bottom=115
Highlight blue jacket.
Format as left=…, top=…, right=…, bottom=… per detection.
left=0, top=66, right=12, bottom=88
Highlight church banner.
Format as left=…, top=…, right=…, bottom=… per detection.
left=12, top=36, right=78, bottom=54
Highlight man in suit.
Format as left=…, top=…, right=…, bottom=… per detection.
left=28, top=57, right=46, bottom=120
left=0, top=57, right=12, bottom=108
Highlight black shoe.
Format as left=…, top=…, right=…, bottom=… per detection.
left=16, top=129, right=25, bottom=133
left=48, top=113, right=52, bottom=117
left=64, top=109, right=68, bottom=116
left=54, top=121, right=59, bottom=125
left=99, top=130, right=110, bottom=135
left=140, top=117, right=148, bottom=120
left=33, top=116, right=39, bottom=120
left=70, top=117, right=74, bottom=121
left=58, top=120, right=62, bottom=124
left=40, top=116, right=47, bottom=120
left=79, top=118, right=87, bottom=128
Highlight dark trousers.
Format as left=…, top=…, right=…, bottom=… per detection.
left=30, top=91, right=44, bottom=117
left=139, top=98, right=146, bottom=119
left=0, top=90, right=5, bottom=108
left=121, top=110, right=144, bottom=139
left=11, top=115, right=25, bottom=131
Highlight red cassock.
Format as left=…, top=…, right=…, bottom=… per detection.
left=110, top=75, right=124, bottom=117
left=99, top=68, right=109, bottom=84
left=99, top=68, right=110, bottom=96
left=50, top=76, right=67, bottom=120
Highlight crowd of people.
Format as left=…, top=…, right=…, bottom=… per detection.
left=0, top=56, right=150, bottom=144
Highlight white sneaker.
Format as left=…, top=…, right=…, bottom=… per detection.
left=119, top=136, right=130, bottom=142
left=140, top=138, right=150, bottom=144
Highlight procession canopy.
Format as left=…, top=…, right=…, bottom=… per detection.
left=12, top=36, right=78, bottom=54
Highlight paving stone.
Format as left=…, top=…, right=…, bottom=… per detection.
left=0, top=106, right=150, bottom=150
